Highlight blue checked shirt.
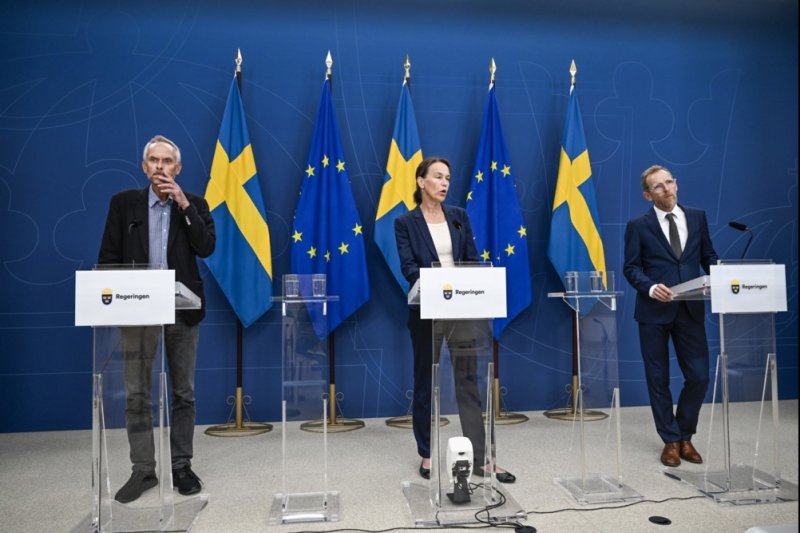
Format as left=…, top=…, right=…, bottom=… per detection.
left=148, top=187, right=171, bottom=269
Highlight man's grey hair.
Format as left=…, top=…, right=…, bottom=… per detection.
left=142, top=135, right=181, bottom=164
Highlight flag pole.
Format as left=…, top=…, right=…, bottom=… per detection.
left=206, top=48, right=272, bottom=437
left=543, top=310, right=608, bottom=421
left=544, top=60, right=606, bottom=422
left=385, top=54, right=415, bottom=429
left=384, top=54, right=450, bottom=430
left=487, top=58, right=528, bottom=426
left=301, top=51, right=364, bottom=433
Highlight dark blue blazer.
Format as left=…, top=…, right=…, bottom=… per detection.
left=623, top=205, right=718, bottom=325
left=395, top=205, right=478, bottom=287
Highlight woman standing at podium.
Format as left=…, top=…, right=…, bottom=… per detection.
left=395, top=157, right=515, bottom=483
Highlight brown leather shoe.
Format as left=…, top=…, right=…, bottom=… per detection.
left=660, top=442, right=681, bottom=467
left=680, top=440, right=703, bottom=464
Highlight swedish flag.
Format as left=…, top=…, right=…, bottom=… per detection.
left=547, top=83, right=606, bottom=289
left=374, top=80, right=422, bottom=295
left=290, top=78, right=370, bottom=337
left=466, top=82, right=531, bottom=338
left=203, top=76, right=273, bottom=327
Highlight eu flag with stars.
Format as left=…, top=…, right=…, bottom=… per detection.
left=547, top=84, right=606, bottom=289
left=374, top=80, right=422, bottom=295
left=466, top=82, right=531, bottom=338
left=204, top=76, right=273, bottom=328
left=290, top=78, right=370, bottom=338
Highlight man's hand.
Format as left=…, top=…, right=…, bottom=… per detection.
left=651, top=283, right=674, bottom=302
left=155, top=175, right=190, bottom=209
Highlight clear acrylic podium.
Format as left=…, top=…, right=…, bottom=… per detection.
left=402, top=265, right=526, bottom=527
left=547, top=271, right=642, bottom=504
left=76, top=266, right=208, bottom=533
left=268, top=274, right=340, bottom=524
left=670, top=261, right=797, bottom=504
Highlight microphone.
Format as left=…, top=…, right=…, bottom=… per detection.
left=728, top=220, right=753, bottom=259
left=453, top=220, right=463, bottom=247
left=728, top=221, right=747, bottom=232
left=128, top=220, right=142, bottom=234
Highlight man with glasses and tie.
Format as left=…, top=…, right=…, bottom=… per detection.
left=623, top=165, right=718, bottom=467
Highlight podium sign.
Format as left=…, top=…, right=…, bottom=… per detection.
left=710, top=264, right=786, bottom=314
left=668, top=261, right=798, bottom=504
left=76, top=267, right=207, bottom=532
left=419, top=267, right=506, bottom=319
left=404, top=265, right=526, bottom=527
left=75, top=269, right=176, bottom=326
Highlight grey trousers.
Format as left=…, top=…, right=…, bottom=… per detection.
left=409, top=312, right=491, bottom=463
left=121, top=317, right=199, bottom=473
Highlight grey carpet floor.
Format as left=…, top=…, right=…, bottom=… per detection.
left=1, top=402, right=797, bottom=533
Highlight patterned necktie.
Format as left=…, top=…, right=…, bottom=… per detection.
left=666, top=213, right=682, bottom=258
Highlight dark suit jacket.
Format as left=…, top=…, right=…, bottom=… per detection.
left=98, top=187, right=216, bottom=325
left=395, top=205, right=479, bottom=287
left=623, top=204, right=718, bottom=325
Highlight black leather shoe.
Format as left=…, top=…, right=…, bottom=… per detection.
left=115, top=470, right=158, bottom=503
left=173, top=465, right=202, bottom=495
left=473, top=466, right=516, bottom=484
left=419, top=461, right=431, bottom=480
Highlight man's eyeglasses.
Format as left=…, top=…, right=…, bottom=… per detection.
left=649, top=179, right=676, bottom=193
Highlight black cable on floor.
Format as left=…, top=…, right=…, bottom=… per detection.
left=527, top=494, right=707, bottom=515
left=287, top=492, right=712, bottom=533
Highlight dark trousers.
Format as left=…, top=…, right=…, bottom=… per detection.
left=409, top=308, right=487, bottom=463
left=121, top=317, right=199, bottom=473
left=638, top=302, right=710, bottom=443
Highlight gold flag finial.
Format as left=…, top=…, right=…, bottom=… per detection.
left=325, top=50, right=333, bottom=78
left=490, top=57, right=496, bottom=84
left=404, top=54, right=411, bottom=81
left=235, top=48, right=242, bottom=73
left=570, top=59, right=577, bottom=86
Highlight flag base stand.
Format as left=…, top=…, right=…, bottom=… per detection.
left=204, top=387, right=273, bottom=437
left=489, top=378, right=529, bottom=425
left=385, top=415, right=413, bottom=428
left=300, top=384, right=365, bottom=433
left=543, top=407, right=608, bottom=422
left=301, top=417, right=364, bottom=433
left=483, top=410, right=530, bottom=425
left=494, top=411, right=530, bottom=425
left=543, top=376, right=608, bottom=422
left=386, top=392, right=450, bottom=429
left=205, top=421, right=273, bottom=437
left=385, top=415, right=452, bottom=429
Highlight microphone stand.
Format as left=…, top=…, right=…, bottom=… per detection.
left=740, top=229, right=754, bottom=260
left=728, top=221, right=754, bottom=260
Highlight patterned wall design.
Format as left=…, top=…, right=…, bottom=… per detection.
left=1, top=0, right=796, bottom=431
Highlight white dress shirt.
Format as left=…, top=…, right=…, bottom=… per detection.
left=649, top=204, right=687, bottom=298
left=427, top=222, right=454, bottom=267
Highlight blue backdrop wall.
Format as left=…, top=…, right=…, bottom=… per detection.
left=1, top=0, right=797, bottom=432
